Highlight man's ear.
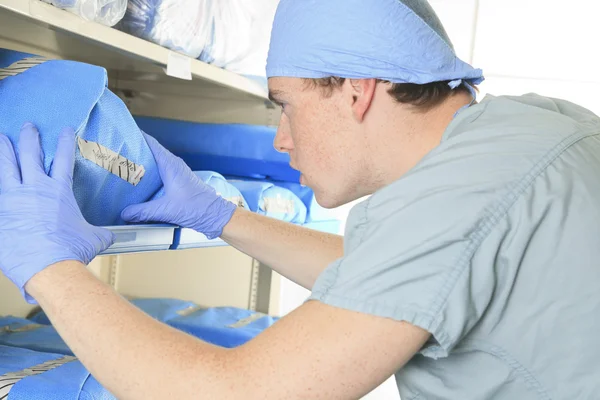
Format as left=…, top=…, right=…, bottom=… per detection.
left=347, top=79, right=377, bottom=122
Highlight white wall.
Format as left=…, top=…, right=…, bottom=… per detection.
left=430, top=0, right=600, bottom=115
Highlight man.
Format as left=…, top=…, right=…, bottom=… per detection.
left=1, top=0, right=599, bottom=399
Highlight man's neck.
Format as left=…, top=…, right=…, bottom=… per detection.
left=366, top=90, right=474, bottom=191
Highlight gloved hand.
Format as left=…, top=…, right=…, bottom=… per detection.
left=0, top=123, right=115, bottom=303
left=121, top=133, right=237, bottom=239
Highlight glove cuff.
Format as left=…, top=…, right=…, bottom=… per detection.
left=194, top=197, right=238, bottom=240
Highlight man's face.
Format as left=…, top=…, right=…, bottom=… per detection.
left=268, top=77, right=368, bottom=209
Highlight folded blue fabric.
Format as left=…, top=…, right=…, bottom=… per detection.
left=0, top=345, right=115, bottom=399
left=130, top=298, right=200, bottom=322
left=0, top=317, right=72, bottom=355
left=26, top=300, right=278, bottom=351
left=167, top=307, right=278, bottom=348
left=29, top=297, right=199, bottom=326
left=134, top=117, right=300, bottom=183
left=228, top=180, right=307, bottom=224
left=0, top=49, right=163, bottom=226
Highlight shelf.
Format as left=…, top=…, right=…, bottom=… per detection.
left=171, top=229, right=228, bottom=250
left=0, top=0, right=276, bottom=125
left=101, top=225, right=177, bottom=255
left=99, top=221, right=339, bottom=255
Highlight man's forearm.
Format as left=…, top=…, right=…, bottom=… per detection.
left=221, top=208, right=344, bottom=290
left=25, top=261, right=236, bottom=400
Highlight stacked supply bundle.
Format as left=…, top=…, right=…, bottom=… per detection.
left=0, top=48, right=165, bottom=227
left=40, top=0, right=128, bottom=26
left=228, top=179, right=307, bottom=224
left=116, top=0, right=280, bottom=80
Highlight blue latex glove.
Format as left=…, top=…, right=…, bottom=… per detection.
left=0, top=123, right=115, bottom=303
left=121, top=133, right=237, bottom=239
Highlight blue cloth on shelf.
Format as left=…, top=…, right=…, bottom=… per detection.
left=134, top=116, right=300, bottom=183
left=228, top=180, right=307, bottom=224
left=167, top=307, right=278, bottom=348
left=28, top=297, right=198, bottom=326
left=0, top=48, right=164, bottom=226
left=129, top=298, right=200, bottom=322
left=0, top=345, right=115, bottom=399
left=0, top=317, right=72, bottom=355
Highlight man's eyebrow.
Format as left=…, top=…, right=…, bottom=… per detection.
left=268, top=90, right=285, bottom=105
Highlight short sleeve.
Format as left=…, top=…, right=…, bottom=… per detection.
left=308, top=149, right=516, bottom=359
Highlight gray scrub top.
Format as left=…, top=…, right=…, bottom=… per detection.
left=309, top=94, right=600, bottom=399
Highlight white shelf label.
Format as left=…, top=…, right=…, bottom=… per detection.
left=166, top=51, right=192, bottom=80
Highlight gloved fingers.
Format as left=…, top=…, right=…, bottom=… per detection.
left=142, top=132, right=181, bottom=185
left=121, top=198, right=167, bottom=223
left=91, top=226, right=116, bottom=254
left=50, top=127, right=76, bottom=187
left=0, top=133, right=22, bottom=190
left=18, top=123, right=46, bottom=184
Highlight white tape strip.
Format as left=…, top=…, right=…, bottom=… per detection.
left=77, top=138, right=146, bottom=186
left=228, top=313, right=267, bottom=329
left=0, top=356, right=77, bottom=399
left=0, top=57, right=48, bottom=81
left=263, top=196, right=296, bottom=214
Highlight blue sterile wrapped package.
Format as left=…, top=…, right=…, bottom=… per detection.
left=134, top=116, right=300, bottom=183
left=195, top=171, right=249, bottom=209
left=0, top=49, right=164, bottom=226
left=228, top=180, right=307, bottom=224
left=0, top=345, right=115, bottom=399
left=29, top=298, right=198, bottom=325
left=129, top=298, right=200, bottom=322
left=26, top=300, right=279, bottom=351
left=41, top=0, right=128, bottom=26
left=154, top=171, right=249, bottom=209
left=0, top=317, right=72, bottom=355
left=167, top=307, right=278, bottom=348
left=117, top=0, right=279, bottom=79
left=260, top=180, right=336, bottom=223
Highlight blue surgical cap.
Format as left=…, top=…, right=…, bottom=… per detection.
left=266, top=0, right=484, bottom=90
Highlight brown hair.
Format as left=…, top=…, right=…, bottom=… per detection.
left=304, top=77, right=474, bottom=113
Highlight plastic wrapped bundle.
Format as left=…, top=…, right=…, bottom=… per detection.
left=41, top=0, right=128, bottom=26
left=117, top=0, right=279, bottom=79
left=0, top=49, right=164, bottom=227
left=117, top=0, right=215, bottom=59
left=195, top=171, right=249, bottom=209
left=229, top=180, right=307, bottom=224
left=199, top=0, right=280, bottom=79
left=258, top=180, right=337, bottom=223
